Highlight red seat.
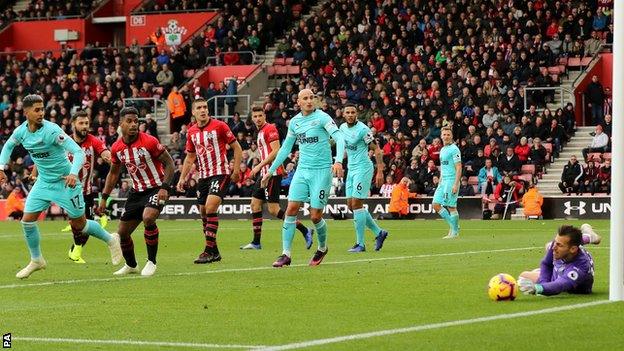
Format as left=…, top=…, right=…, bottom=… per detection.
left=581, top=57, right=593, bottom=66
left=516, top=174, right=533, bottom=183
left=543, top=143, right=553, bottom=154
left=274, top=66, right=289, bottom=75
left=266, top=65, right=277, bottom=76
left=273, top=57, right=286, bottom=66
left=567, top=57, right=581, bottom=67
left=587, top=152, right=602, bottom=162
left=183, top=69, right=195, bottom=78
left=558, top=57, right=568, bottom=65
left=285, top=57, right=294, bottom=65
left=286, top=65, right=300, bottom=75
left=547, top=66, right=560, bottom=75
left=521, top=164, right=536, bottom=175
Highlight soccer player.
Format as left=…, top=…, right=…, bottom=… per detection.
left=176, top=98, right=242, bottom=264
left=64, top=110, right=112, bottom=263
left=240, top=106, right=313, bottom=250
left=518, top=225, right=594, bottom=296
left=0, top=94, right=121, bottom=279
left=261, top=89, right=345, bottom=267
left=340, top=104, right=388, bottom=252
left=433, top=127, right=462, bottom=239
left=98, top=107, right=175, bottom=276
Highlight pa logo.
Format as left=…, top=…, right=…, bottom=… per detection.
left=3, top=333, right=11, bottom=348
left=563, top=201, right=586, bottom=216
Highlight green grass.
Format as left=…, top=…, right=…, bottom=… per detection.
left=0, top=219, right=622, bottom=350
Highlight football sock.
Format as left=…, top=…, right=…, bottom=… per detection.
left=252, top=211, right=263, bottom=245
left=72, top=226, right=89, bottom=246
left=277, top=209, right=308, bottom=236
left=204, top=213, right=219, bottom=254
left=437, top=207, right=453, bottom=231
left=353, top=208, right=367, bottom=246
left=282, top=215, right=297, bottom=256
left=120, top=235, right=137, bottom=268
left=21, top=221, right=42, bottom=259
left=144, top=224, right=159, bottom=264
left=364, top=210, right=382, bottom=237
left=449, top=210, right=460, bottom=234
left=83, top=219, right=113, bottom=242
left=314, top=218, right=328, bottom=251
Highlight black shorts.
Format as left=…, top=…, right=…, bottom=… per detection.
left=252, top=176, right=281, bottom=203
left=84, top=193, right=96, bottom=220
left=120, top=188, right=163, bottom=221
left=197, top=175, right=230, bottom=205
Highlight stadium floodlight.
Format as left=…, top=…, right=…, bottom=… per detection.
left=610, top=0, right=624, bottom=301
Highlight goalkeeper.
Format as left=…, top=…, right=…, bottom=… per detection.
left=517, top=225, right=595, bottom=296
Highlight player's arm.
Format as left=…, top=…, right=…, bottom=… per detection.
left=177, top=152, right=197, bottom=192
left=60, top=134, right=85, bottom=187
left=251, top=139, right=280, bottom=178
left=0, top=133, right=19, bottom=185
left=452, top=150, right=462, bottom=194
left=100, top=150, right=112, bottom=164
left=329, top=129, right=345, bottom=177
left=157, top=149, right=175, bottom=203
left=30, top=165, right=38, bottom=181
left=263, top=133, right=296, bottom=187
left=229, top=140, right=242, bottom=183
left=98, top=162, right=122, bottom=214
left=534, top=270, right=579, bottom=296
left=369, top=140, right=385, bottom=187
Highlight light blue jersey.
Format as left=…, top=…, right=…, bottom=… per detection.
left=439, top=143, right=461, bottom=182
left=269, top=109, right=344, bottom=172
left=340, top=121, right=373, bottom=171
left=0, top=120, right=84, bottom=182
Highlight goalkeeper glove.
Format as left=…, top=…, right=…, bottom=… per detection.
left=518, top=277, right=544, bottom=295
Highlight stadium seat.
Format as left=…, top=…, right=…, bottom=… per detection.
left=286, top=65, right=300, bottom=75
left=543, top=143, right=553, bottom=154
left=468, top=176, right=479, bottom=185
left=266, top=65, right=277, bottom=77
left=587, top=152, right=602, bottom=162
left=567, top=57, right=581, bottom=68
left=273, top=57, right=286, bottom=66
left=285, top=57, right=295, bottom=65
left=521, top=164, right=536, bottom=175
left=183, top=69, right=196, bottom=78
left=274, top=66, right=289, bottom=76
left=558, top=57, right=568, bottom=65
left=516, top=174, right=533, bottom=183
left=581, top=57, right=593, bottom=66
left=547, top=66, right=561, bottom=75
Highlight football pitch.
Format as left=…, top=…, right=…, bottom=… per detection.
left=0, top=219, right=622, bottom=350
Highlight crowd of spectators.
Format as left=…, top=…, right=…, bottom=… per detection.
left=0, top=0, right=103, bottom=23
left=0, top=0, right=616, bottom=202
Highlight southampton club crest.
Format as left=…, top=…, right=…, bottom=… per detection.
left=162, top=19, right=187, bottom=47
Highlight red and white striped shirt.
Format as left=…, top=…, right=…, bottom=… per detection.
left=185, top=119, right=236, bottom=178
left=68, top=134, right=107, bottom=195
left=257, top=123, right=284, bottom=176
left=111, top=132, right=165, bottom=192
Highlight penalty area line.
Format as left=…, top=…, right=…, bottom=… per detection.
left=0, top=246, right=540, bottom=290
left=259, top=300, right=612, bottom=351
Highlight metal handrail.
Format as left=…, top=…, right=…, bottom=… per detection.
left=572, top=43, right=613, bottom=88
left=123, top=97, right=169, bottom=120
left=206, top=94, right=251, bottom=119
left=523, top=86, right=575, bottom=113
left=132, top=8, right=219, bottom=15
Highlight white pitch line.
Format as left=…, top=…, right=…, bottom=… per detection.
left=259, top=300, right=612, bottom=351
left=0, top=246, right=540, bottom=290
left=13, top=336, right=266, bottom=349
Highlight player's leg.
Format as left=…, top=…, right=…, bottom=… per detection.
left=273, top=171, right=307, bottom=267
left=445, top=182, right=460, bottom=238
left=16, top=211, right=47, bottom=279
left=581, top=223, right=602, bottom=245
left=69, top=194, right=94, bottom=263
left=308, top=168, right=332, bottom=266
left=140, top=206, right=162, bottom=276
left=199, top=176, right=229, bottom=263
left=242, top=186, right=265, bottom=250
left=266, top=176, right=313, bottom=248
left=113, top=219, right=142, bottom=275
left=268, top=203, right=313, bottom=249
left=433, top=182, right=454, bottom=238
left=113, top=192, right=145, bottom=275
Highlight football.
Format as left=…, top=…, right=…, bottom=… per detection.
left=488, top=273, right=519, bottom=301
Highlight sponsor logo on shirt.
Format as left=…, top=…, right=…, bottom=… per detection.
left=30, top=151, right=50, bottom=158
left=296, top=133, right=318, bottom=144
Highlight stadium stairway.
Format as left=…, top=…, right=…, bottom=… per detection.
left=538, top=126, right=595, bottom=195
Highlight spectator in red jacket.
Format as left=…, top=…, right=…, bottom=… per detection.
left=514, top=137, right=531, bottom=163
left=371, top=112, right=386, bottom=133
left=580, top=161, right=599, bottom=195
left=427, top=138, right=442, bottom=164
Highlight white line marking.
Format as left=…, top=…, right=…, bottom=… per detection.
left=14, top=336, right=265, bottom=349
left=259, top=300, right=612, bottom=351
left=0, top=247, right=540, bottom=289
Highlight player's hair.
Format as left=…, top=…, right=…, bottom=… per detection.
left=22, top=94, right=44, bottom=109
left=251, top=105, right=264, bottom=113
left=192, top=97, right=207, bottom=108
left=119, top=107, right=139, bottom=118
left=71, top=110, right=89, bottom=122
left=342, top=103, right=357, bottom=111
left=558, top=225, right=583, bottom=247
left=441, top=126, right=453, bottom=134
